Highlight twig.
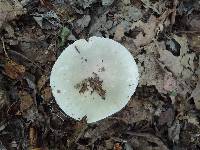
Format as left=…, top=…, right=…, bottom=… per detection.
left=1, top=37, right=9, bottom=59
left=171, top=0, right=179, bottom=25
left=175, top=30, right=200, bottom=34
left=8, top=50, right=45, bottom=71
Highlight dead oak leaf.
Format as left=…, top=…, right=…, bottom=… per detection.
left=0, top=0, right=26, bottom=28
left=136, top=43, right=166, bottom=94
left=114, top=24, right=125, bottom=41
left=4, top=60, right=25, bottom=79
left=131, top=15, right=157, bottom=47
left=131, top=10, right=171, bottom=48
left=190, top=82, right=200, bottom=109
left=19, top=91, right=34, bottom=112
left=37, top=75, right=48, bottom=91
left=158, top=35, right=195, bottom=79
left=41, top=86, right=52, bottom=103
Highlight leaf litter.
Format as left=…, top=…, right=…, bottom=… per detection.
left=0, top=0, right=200, bottom=149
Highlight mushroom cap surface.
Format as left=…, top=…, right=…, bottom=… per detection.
left=50, top=36, right=139, bottom=123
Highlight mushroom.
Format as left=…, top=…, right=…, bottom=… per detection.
left=50, top=36, right=139, bottom=123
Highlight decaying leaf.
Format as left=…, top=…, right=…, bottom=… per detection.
left=128, top=132, right=169, bottom=150
left=0, top=0, right=26, bottom=28
left=188, top=34, right=200, bottom=51
left=41, top=86, right=52, bottom=103
left=4, top=60, right=25, bottom=79
left=29, top=127, right=37, bottom=148
left=141, top=0, right=165, bottom=14
left=75, top=15, right=91, bottom=33
left=119, top=98, right=154, bottom=124
left=0, top=89, right=8, bottom=110
left=114, top=24, right=125, bottom=41
left=168, top=120, right=181, bottom=143
left=190, top=82, right=200, bottom=109
left=158, top=35, right=195, bottom=79
left=131, top=10, right=171, bottom=48
left=37, top=75, right=48, bottom=91
left=19, top=91, right=34, bottom=112
left=33, top=10, right=60, bottom=29
left=136, top=43, right=165, bottom=93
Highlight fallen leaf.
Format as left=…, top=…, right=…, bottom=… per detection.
left=163, top=72, right=177, bottom=92
left=158, top=35, right=195, bottom=79
left=41, top=86, right=52, bottom=103
left=190, top=82, right=200, bottom=109
left=75, top=15, right=91, bottom=33
left=4, top=60, right=25, bottom=79
left=158, top=107, right=174, bottom=126
left=131, top=10, right=171, bottom=48
left=105, top=139, right=114, bottom=149
left=114, top=24, right=125, bottom=41
left=128, top=132, right=169, bottom=150
left=124, top=142, right=133, bottom=150
left=168, top=120, right=180, bottom=143
left=188, top=34, right=200, bottom=51
left=0, top=0, right=26, bottom=28
left=19, top=91, right=34, bottom=112
left=69, top=0, right=97, bottom=8
left=136, top=43, right=165, bottom=93
left=102, top=0, right=114, bottom=6
left=141, top=0, right=165, bottom=14
left=33, top=10, right=60, bottom=29
left=29, top=127, right=37, bottom=148
left=119, top=98, right=154, bottom=124
left=37, top=75, right=48, bottom=91
left=189, top=16, right=200, bottom=31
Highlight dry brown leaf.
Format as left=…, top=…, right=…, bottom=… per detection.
left=189, top=16, right=200, bottom=31
left=131, top=15, right=157, bottom=47
left=41, top=86, right=52, bottom=103
left=188, top=35, right=200, bottom=51
left=19, top=91, right=33, bottom=112
left=168, top=120, right=180, bottom=143
left=119, top=98, right=154, bottom=124
left=0, top=0, right=26, bottom=28
left=37, top=75, right=48, bottom=91
left=131, top=10, right=171, bottom=48
left=128, top=132, right=169, bottom=150
left=114, top=24, right=125, bottom=41
left=29, top=127, right=37, bottom=148
left=131, top=11, right=170, bottom=47
left=136, top=43, right=166, bottom=93
left=190, top=82, right=200, bottom=109
left=4, top=60, right=25, bottom=79
left=163, top=72, right=177, bottom=92
left=158, top=35, right=195, bottom=79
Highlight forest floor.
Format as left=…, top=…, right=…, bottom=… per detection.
left=0, top=0, right=200, bottom=149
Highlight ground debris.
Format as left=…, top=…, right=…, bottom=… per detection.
left=75, top=73, right=106, bottom=100
left=0, top=0, right=200, bottom=149
left=3, top=60, right=25, bottom=80
left=19, top=90, right=34, bottom=112
left=0, top=0, right=26, bottom=28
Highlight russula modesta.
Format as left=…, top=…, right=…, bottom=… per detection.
left=50, top=36, right=139, bottom=123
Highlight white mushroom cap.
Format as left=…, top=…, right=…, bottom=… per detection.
left=50, top=36, right=139, bottom=123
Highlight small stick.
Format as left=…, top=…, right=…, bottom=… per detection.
left=1, top=37, right=9, bottom=59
